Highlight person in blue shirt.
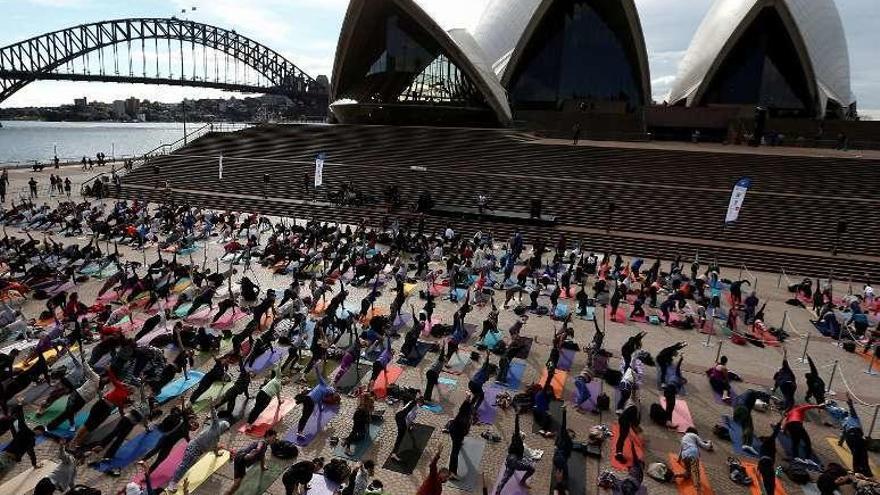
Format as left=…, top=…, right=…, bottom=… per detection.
left=294, top=365, right=335, bottom=438
left=839, top=393, right=872, bottom=477
left=573, top=370, right=595, bottom=412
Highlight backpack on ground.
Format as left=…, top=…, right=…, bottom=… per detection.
left=713, top=424, right=731, bottom=441
left=784, top=461, right=812, bottom=485
left=271, top=440, right=299, bottom=459
left=646, top=462, right=673, bottom=483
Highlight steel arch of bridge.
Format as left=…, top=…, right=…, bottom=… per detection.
left=0, top=18, right=327, bottom=105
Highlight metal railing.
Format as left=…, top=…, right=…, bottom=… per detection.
left=79, top=122, right=250, bottom=195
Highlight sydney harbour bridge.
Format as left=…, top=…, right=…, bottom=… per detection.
left=0, top=18, right=328, bottom=110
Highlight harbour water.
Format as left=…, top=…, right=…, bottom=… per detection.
left=0, top=121, right=207, bottom=166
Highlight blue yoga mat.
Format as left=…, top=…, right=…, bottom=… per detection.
left=156, top=371, right=205, bottom=403
left=723, top=415, right=760, bottom=458
left=93, top=429, right=162, bottom=472
left=500, top=359, right=527, bottom=390
left=48, top=410, right=90, bottom=438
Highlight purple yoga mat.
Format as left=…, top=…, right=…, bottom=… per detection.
left=558, top=348, right=576, bottom=371
left=711, top=383, right=737, bottom=405
left=305, top=474, right=339, bottom=495
left=246, top=347, right=287, bottom=374
left=572, top=379, right=602, bottom=412
left=285, top=405, right=339, bottom=446
left=477, top=384, right=504, bottom=424
left=491, top=462, right=531, bottom=495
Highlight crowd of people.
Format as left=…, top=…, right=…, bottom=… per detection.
left=0, top=188, right=874, bottom=495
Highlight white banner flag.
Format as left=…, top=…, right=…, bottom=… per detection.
left=725, top=177, right=752, bottom=223
left=218, top=154, right=223, bottom=180
left=314, top=153, right=325, bottom=187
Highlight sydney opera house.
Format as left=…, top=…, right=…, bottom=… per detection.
left=328, top=0, right=858, bottom=137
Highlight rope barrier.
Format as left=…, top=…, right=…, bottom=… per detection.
left=837, top=365, right=880, bottom=407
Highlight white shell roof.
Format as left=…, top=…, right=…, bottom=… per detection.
left=333, top=0, right=512, bottom=123
left=471, top=0, right=543, bottom=79
left=668, top=0, right=854, bottom=111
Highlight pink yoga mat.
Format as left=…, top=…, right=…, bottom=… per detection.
left=211, top=309, right=248, bottom=329
left=239, top=398, right=297, bottom=437
left=658, top=397, right=695, bottom=433
left=131, top=440, right=187, bottom=489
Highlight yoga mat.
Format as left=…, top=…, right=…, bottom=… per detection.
left=554, top=303, right=570, bottom=319
left=184, top=306, right=214, bottom=325
left=285, top=405, right=339, bottom=446
left=825, top=437, right=878, bottom=474
left=192, top=381, right=234, bottom=413
left=382, top=424, right=435, bottom=475
left=372, top=365, right=403, bottom=399
left=513, top=337, right=534, bottom=359
left=211, top=309, right=248, bottom=329
left=491, top=462, right=530, bottom=495
left=710, top=382, right=737, bottom=406
left=439, top=377, right=457, bottom=389
left=131, top=440, right=188, bottom=489
left=659, top=397, right=695, bottom=433
left=239, top=398, right=297, bottom=438
left=610, top=424, right=644, bottom=471
left=0, top=461, right=57, bottom=495
left=333, top=421, right=381, bottom=460
left=565, top=451, right=589, bottom=495
left=246, top=347, right=287, bottom=374
left=398, top=341, right=435, bottom=367
left=500, top=359, right=527, bottom=390
left=304, top=474, right=339, bottom=495
left=742, top=461, right=788, bottom=495
left=607, top=306, right=627, bottom=321
left=27, top=395, right=66, bottom=425
left=778, top=431, right=823, bottom=470
left=448, top=437, right=486, bottom=492
left=174, top=302, right=193, bottom=319
left=169, top=450, right=231, bottom=495
left=237, top=462, right=285, bottom=495
left=722, top=416, right=760, bottom=458
left=572, top=379, right=602, bottom=412
left=336, top=363, right=370, bottom=394
left=558, top=347, right=577, bottom=371
left=93, top=429, right=163, bottom=472
left=156, top=370, right=205, bottom=403
left=476, top=384, right=505, bottom=424
left=444, top=350, right=471, bottom=374
left=668, top=453, right=715, bottom=495
left=538, top=368, right=568, bottom=400
left=48, top=408, right=92, bottom=438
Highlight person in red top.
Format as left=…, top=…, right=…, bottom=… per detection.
left=71, top=370, right=131, bottom=448
left=782, top=401, right=828, bottom=461
left=417, top=446, right=450, bottom=495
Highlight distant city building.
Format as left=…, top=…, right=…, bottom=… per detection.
left=112, top=100, right=126, bottom=119
left=125, top=97, right=140, bottom=117
left=74, top=97, right=88, bottom=109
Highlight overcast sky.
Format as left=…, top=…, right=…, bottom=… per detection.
left=0, top=0, right=877, bottom=117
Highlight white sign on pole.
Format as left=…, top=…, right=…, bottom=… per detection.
left=314, top=153, right=325, bottom=187
left=725, top=177, right=752, bottom=223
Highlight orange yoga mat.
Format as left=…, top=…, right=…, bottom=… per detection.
left=610, top=424, right=645, bottom=472
left=238, top=398, right=297, bottom=437
left=372, top=364, right=403, bottom=399
left=742, top=461, right=787, bottom=495
left=360, top=306, right=389, bottom=325
left=668, top=453, right=715, bottom=495
left=538, top=369, right=568, bottom=400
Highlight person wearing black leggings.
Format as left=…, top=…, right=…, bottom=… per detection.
left=615, top=398, right=640, bottom=463
left=142, top=407, right=192, bottom=475
left=840, top=393, right=873, bottom=477
left=389, top=397, right=422, bottom=461
left=189, top=356, right=226, bottom=404
left=758, top=423, right=781, bottom=495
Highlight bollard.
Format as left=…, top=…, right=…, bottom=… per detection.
left=781, top=311, right=788, bottom=334
left=703, top=329, right=713, bottom=348
left=777, top=271, right=783, bottom=289
left=869, top=405, right=879, bottom=439
left=715, top=341, right=723, bottom=363
left=798, top=334, right=811, bottom=364
left=739, top=264, right=743, bottom=281
left=827, top=360, right=839, bottom=396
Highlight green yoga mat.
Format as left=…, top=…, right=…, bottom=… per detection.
left=237, top=462, right=285, bottom=495
left=191, top=382, right=234, bottom=413
left=26, top=396, right=66, bottom=425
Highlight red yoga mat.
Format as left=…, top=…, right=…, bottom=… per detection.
left=372, top=365, right=403, bottom=399
left=610, top=424, right=644, bottom=471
